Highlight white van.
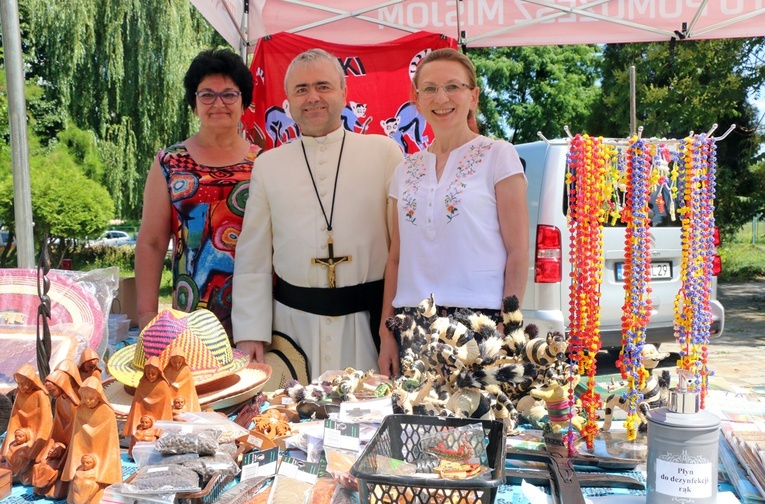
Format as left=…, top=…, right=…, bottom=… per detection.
left=516, top=140, right=725, bottom=349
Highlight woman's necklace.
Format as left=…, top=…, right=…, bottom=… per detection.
left=300, top=130, right=350, bottom=289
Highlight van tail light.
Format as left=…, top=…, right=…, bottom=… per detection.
left=712, top=227, right=721, bottom=276
left=535, top=225, right=562, bottom=283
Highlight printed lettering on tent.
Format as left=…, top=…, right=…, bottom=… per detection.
left=242, top=31, right=456, bottom=153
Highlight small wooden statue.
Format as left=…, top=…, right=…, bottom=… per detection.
left=32, top=369, right=81, bottom=499
left=0, top=428, right=35, bottom=484
left=32, top=442, right=68, bottom=499
left=172, top=396, right=188, bottom=420
left=77, top=349, right=102, bottom=383
left=133, top=415, right=162, bottom=443
left=122, top=356, right=173, bottom=439
left=129, top=415, right=163, bottom=457
left=70, top=455, right=99, bottom=504
left=2, top=364, right=53, bottom=463
left=61, top=376, right=122, bottom=504
left=55, top=358, right=83, bottom=399
left=163, top=348, right=201, bottom=412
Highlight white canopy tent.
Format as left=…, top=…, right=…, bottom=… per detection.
left=190, top=0, right=765, bottom=53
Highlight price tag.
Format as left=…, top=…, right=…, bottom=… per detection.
left=240, top=447, right=279, bottom=481
left=277, top=455, right=321, bottom=484
left=323, top=419, right=361, bottom=452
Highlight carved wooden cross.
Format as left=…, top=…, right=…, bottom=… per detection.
left=312, top=236, right=351, bottom=288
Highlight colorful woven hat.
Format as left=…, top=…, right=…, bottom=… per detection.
left=107, top=308, right=250, bottom=387
left=0, top=268, right=104, bottom=349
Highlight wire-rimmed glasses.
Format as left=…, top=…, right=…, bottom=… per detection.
left=417, top=83, right=473, bottom=98
left=195, top=90, right=242, bottom=105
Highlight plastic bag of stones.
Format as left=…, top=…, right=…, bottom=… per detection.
left=155, top=430, right=218, bottom=456
left=123, top=464, right=202, bottom=494
left=181, top=452, right=241, bottom=486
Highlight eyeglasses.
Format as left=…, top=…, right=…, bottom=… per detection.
left=417, top=83, right=473, bottom=97
left=195, top=90, right=242, bottom=105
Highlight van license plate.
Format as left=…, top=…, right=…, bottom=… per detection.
left=615, top=262, right=672, bottom=282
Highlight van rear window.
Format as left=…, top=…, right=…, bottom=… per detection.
left=564, top=147, right=685, bottom=228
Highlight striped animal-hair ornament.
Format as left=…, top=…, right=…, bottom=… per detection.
left=565, top=134, right=609, bottom=449
left=674, top=133, right=717, bottom=407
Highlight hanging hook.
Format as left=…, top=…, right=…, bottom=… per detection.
left=705, top=124, right=718, bottom=137
left=563, top=125, right=573, bottom=139
left=537, top=131, right=551, bottom=144
left=713, top=124, right=736, bottom=141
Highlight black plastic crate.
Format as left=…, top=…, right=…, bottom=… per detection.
left=350, top=414, right=506, bottom=504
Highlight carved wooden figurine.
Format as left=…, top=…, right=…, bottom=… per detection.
left=2, top=364, right=53, bottom=464
left=32, top=369, right=82, bottom=499
left=77, top=349, right=102, bottom=383
left=0, top=428, right=35, bottom=484
left=129, top=415, right=163, bottom=457
left=163, top=348, right=201, bottom=412
left=62, top=376, right=122, bottom=504
left=172, top=396, right=188, bottom=420
left=122, top=356, right=173, bottom=439
left=31, top=442, right=68, bottom=499
left=56, top=358, right=83, bottom=398
left=70, top=455, right=99, bottom=504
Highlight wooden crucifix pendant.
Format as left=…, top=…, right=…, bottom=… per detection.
left=312, top=236, right=351, bottom=288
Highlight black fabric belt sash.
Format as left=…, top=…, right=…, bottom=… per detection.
left=273, top=275, right=384, bottom=351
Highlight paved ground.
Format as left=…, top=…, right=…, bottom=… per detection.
left=680, top=279, right=765, bottom=389
left=591, top=280, right=765, bottom=390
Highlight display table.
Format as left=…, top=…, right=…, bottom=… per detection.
left=1, top=378, right=762, bottom=503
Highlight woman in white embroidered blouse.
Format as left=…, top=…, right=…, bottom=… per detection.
left=378, top=48, right=529, bottom=377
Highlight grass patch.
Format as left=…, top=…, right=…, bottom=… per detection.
left=719, top=223, right=765, bottom=281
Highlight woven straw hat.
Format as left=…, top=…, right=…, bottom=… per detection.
left=262, top=331, right=310, bottom=392
left=103, top=364, right=271, bottom=417
left=107, top=309, right=250, bottom=387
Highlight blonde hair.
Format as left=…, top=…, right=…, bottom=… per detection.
left=413, top=48, right=477, bottom=89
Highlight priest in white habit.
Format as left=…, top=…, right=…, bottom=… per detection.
left=232, top=48, right=403, bottom=379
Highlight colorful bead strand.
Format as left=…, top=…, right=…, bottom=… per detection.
left=566, top=134, right=608, bottom=449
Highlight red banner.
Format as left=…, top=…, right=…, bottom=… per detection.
left=242, top=31, right=456, bottom=154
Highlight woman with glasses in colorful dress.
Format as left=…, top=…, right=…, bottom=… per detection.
left=378, top=48, right=530, bottom=376
left=136, top=49, right=260, bottom=342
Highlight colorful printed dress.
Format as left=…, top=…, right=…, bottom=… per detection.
left=160, top=143, right=260, bottom=340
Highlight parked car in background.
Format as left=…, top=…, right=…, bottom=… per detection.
left=92, top=230, right=133, bottom=247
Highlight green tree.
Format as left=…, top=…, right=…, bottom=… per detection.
left=588, top=38, right=765, bottom=239
left=469, top=45, right=601, bottom=143
left=0, top=141, right=114, bottom=266
left=22, top=0, right=225, bottom=218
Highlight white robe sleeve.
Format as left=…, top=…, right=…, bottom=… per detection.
left=232, top=159, right=274, bottom=344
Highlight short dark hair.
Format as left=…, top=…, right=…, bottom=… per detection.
left=183, top=49, right=254, bottom=110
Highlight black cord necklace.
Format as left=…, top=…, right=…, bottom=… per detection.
left=300, top=129, right=346, bottom=233
left=301, top=130, right=350, bottom=288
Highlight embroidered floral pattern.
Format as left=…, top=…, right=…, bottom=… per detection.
left=400, top=155, right=427, bottom=225
left=444, top=141, right=492, bottom=222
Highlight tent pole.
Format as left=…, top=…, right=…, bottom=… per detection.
left=1, top=0, right=35, bottom=268
left=240, top=0, right=249, bottom=61
left=630, top=66, right=637, bottom=137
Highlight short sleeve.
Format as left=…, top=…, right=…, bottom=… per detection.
left=493, top=140, right=527, bottom=186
